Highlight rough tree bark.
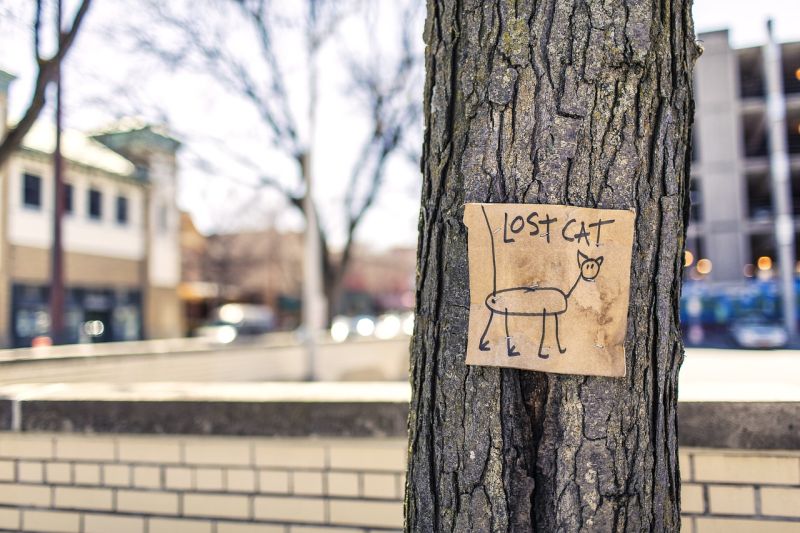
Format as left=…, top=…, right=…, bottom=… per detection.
left=406, top=0, right=700, bottom=531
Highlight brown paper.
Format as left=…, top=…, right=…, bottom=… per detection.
left=463, top=203, right=635, bottom=377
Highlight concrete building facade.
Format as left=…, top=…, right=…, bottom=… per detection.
left=0, top=73, right=183, bottom=347
left=689, top=31, right=800, bottom=282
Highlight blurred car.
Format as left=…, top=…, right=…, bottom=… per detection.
left=195, top=303, right=275, bottom=344
left=330, top=315, right=377, bottom=342
left=329, top=312, right=415, bottom=343
left=729, top=316, right=788, bottom=349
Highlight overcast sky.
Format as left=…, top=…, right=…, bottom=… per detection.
left=1, top=0, right=799, bottom=250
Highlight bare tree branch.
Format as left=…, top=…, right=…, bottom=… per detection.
left=126, top=0, right=422, bottom=318
left=234, top=0, right=300, bottom=153
left=33, top=0, right=43, bottom=59
left=0, top=0, right=93, bottom=166
left=130, top=0, right=303, bottom=158
left=333, top=3, right=422, bottom=286
left=183, top=143, right=305, bottom=212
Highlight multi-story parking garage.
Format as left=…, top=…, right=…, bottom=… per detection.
left=688, top=30, right=800, bottom=283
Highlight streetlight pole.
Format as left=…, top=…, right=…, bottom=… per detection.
left=301, top=1, right=327, bottom=380
left=301, top=152, right=326, bottom=381
left=50, top=0, right=66, bottom=344
left=764, top=19, right=796, bottom=337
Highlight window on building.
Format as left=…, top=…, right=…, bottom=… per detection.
left=116, top=195, right=129, bottom=225
left=685, top=237, right=705, bottom=263
left=781, top=43, right=800, bottom=95
left=683, top=236, right=706, bottom=281
left=22, top=173, right=42, bottom=208
left=64, top=183, right=74, bottom=214
left=750, top=233, right=776, bottom=270
left=689, top=178, right=702, bottom=223
left=742, top=111, right=769, bottom=158
left=792, top=171, right=800, bottom=216
left=88, top=188, right=103, bottom=220
left=787, top=113, right=800, bottom=155
left=746, top=172, right=772, bottom=219
left=737, top=47, right=765, bottom=99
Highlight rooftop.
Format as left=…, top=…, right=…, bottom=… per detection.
left=20, top=122, right=136, bottom=176
left=0, top=69, right=15, bottom=92
left=92, top=119, right=181, bottom=154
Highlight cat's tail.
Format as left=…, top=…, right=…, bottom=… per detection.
left=480, top=204, right=497, bottom=297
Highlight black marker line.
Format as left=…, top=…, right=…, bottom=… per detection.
left=538, top=309, right=548, bottom=359
left=555, top=313, right=566, bottom=354
left=504, top=308, right=520, bottom=356
left=481, top=204, right=497, bottom=296
left=479, top=311, right=493, bottom=351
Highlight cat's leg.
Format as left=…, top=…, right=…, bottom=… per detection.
left=538, top=310, right=548, bottom=359
left=555, top=313, right=567, bottom=354
left=479, top=310, right=493, bottom=351
left=504, top=309, right=520, bottom=356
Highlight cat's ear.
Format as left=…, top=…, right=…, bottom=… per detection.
left=596, top=256, right=604, bottom=266
left=577, top=250, right=589, bottom=266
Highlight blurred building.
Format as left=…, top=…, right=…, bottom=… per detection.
left=339, top=246, right=416, bottom=314
left=179, top=217, right=416, bottom=331
left=0, top=71, right=183, bottom=347
left=689, top=31, right=800, bottom=282
left=179, top=221, right=305, bottom=332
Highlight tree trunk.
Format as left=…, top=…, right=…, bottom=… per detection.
left=323, top=265, right=342, bottom=324
left=406, top=0, right=699, bottom=531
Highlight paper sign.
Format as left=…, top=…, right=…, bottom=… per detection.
left=464, top=203, right=635, bottom=377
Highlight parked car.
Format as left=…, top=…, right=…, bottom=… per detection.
left=329, top=315, right=377, bottom=342
left=195, top=303, right=275, bottom=344
left=729, top=316, right=788, bottom=349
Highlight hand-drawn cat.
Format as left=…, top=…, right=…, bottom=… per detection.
left=478, top=205, right=604, bottom=359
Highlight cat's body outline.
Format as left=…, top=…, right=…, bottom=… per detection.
left=478, top=205, right=604, bottom=359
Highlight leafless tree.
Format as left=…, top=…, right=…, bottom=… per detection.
left=128, top=0, right=422, bottom=319
left=0, top=0, right=93, bottom=165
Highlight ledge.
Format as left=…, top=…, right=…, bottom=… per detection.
left=677, top=402, right=800, bottom=450
left=0, top=383, right=796, bottom=449
left=0, top=334, right=301, bottom=365
left=0, top=383, right=409, bottom=438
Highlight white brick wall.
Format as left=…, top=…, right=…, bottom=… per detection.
left=0, top=432, right=408, bottom=532
left=0, top=432, right=797, bottom=532
left=681, top=448, right=800, bottom=533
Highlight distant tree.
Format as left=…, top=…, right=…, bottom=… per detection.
left=128, top=0, right=422, bottom=320
left=0, top=0, right=93, bottom=166
left=406, top=0, right=700, bottom=530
